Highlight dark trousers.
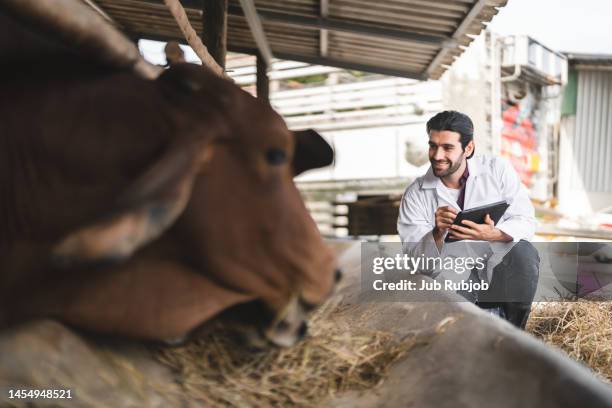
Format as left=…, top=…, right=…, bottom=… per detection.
left=475, top=240, right=540, bottom=329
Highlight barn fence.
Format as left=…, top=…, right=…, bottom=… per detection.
left=297, top=178, right=410, bottom=238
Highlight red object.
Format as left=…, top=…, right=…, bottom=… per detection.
left=501, top=104, right=537, bottom=187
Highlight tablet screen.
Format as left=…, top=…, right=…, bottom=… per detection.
left=445, top=200, right=509, bottom=243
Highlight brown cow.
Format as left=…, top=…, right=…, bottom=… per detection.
left=0, top=13, right=338, bottom=347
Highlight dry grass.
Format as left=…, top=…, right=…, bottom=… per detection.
left=153, top=300, right=447, bottom=407
left=527, top=300, right=612, bottom=382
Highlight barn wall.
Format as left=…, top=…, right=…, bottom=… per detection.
left=558, top=68, right=612, bottom=216
left=573, top=70, right=612, bottom=193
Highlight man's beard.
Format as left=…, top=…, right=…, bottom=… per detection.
left=431, top=156, right=464, bottom=177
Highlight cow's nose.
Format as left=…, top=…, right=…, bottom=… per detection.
left=334, top=268, right=343, bottom=283
left=298, top=321, right=308, bottom=339
left=264, top=317, right=308, bottom=348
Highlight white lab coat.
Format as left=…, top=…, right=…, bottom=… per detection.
left=397, top=154, right=536, bottom=282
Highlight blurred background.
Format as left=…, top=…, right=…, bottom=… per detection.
left=135, top=0, right=612, bottom=243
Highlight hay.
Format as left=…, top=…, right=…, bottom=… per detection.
left=154, top=301, right=426, bottom=407
left=527, top=300, right=612, bottom=382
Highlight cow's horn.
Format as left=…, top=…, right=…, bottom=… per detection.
left=1, top=0, right=162, bottom=79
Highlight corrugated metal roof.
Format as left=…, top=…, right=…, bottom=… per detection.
left=94, top=0, right=507, bottom=79
left=566, top=53, right=612, bottom=69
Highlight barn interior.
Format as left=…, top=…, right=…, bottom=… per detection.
left=89, top=0, right=508, bottom=238
left=2, top=1, right=612, bottom=407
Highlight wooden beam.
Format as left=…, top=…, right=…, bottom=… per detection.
left=202, top=0, right=227, bottom=68
left=256, top=52, right=269, bottom=103
left=320, top=0, right=329, bottom=57
left=238, top=0, right=273, bottom=67
left=425, top=0, right=487, bottom=76
left=231, top=45, right=427, bottom=80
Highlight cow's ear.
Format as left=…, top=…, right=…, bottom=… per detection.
left=292, top=129, right=334, bottom=176
left=52, top=140, right=213, bottom=268
left=157, top=64, right=236, bottom=110
left=157, top=64, right=202, bottom=93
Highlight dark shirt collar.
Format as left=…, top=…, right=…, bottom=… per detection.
left=459, top=163, right=469, bottom=187
left=457, top=163, right=470, bottom=210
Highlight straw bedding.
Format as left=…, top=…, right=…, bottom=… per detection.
left=152, top=299, right=612, bottom=406
left=154, top=300, right=448, bottom=407
left=527, top=300, right=612, bottom=383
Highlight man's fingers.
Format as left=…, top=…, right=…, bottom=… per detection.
left=437, top=206, right=458, bottom=215
left=449, top=226, right=474, bottom=237
left=443, top=211, right=457, bottom=219
left=448, top=229, right=469, bottom=238
left=461, top=220, right=478, bottom=227
left=439, top=212, right=457, bottom=223
left=485, top=214, right=494, bottom=225
left=436, top=207, right=459, bottom=232
left=451, top=223, right=480, bottom=239
left=451, top=224, right=476, bottom=235
left=449, top=231, right=470, bottom=240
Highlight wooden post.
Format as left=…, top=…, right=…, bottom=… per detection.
left=256, top=53, right=269, bottom=103
left=202, top=0, right=228, bottom=69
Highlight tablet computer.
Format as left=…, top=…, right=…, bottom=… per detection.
left=445, top=200, right=510, bottom=243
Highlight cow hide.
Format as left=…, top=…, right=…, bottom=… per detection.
left=0, top=4, right=337, bottom=347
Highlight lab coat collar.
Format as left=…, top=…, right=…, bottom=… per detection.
left=420, top=167, right=438, bottom=189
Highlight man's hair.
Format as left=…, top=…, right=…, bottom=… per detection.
left=426, top=110, right=475, bottom=159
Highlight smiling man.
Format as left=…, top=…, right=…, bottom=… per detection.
left=397, top=110, right=539, bottom=329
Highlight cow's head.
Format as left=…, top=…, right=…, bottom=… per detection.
left=1, top=1, right=338, bottom=347
left=16, top=62, right=338, bottom=347
left=159, top=64, right=340, bottom=347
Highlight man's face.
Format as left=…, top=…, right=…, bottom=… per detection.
left=428, top=130, right=473, bottom=177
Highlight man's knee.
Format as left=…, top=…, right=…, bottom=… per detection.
left=490, top=240, right=540, bottom=304
left=503, top=240, right=540, bottom=279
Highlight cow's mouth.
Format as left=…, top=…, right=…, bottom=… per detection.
left=260, top=268, right=343, bottom=347
left=193, top=298, right=310, bottom=349
left=183, top=267, right=343, bottom=349
left=262, top=295, right=311, bottom=348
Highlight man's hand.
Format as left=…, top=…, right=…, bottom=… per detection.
left=448, top=214, right=512, bottom=242
left=433, top=206, right=458, bottom=243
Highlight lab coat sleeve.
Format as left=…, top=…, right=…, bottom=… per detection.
left=494, top=158, right=537, bottom=242
left=397, top=184, right=441, bottom=269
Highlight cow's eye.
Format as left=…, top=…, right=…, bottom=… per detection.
left=265, top=148, right=287, bottom=165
